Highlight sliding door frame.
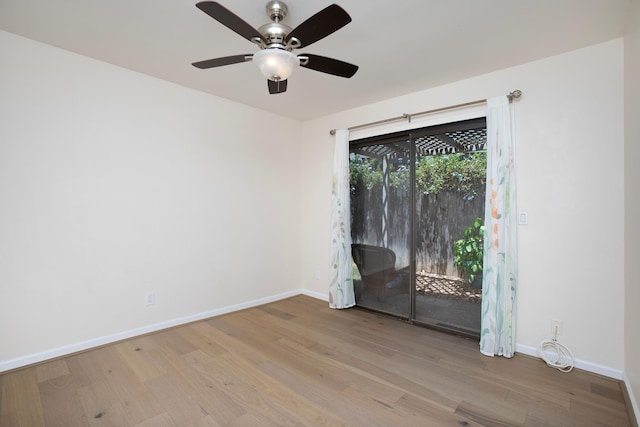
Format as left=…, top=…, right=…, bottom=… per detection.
left=349, top=117, right=487, bottom=335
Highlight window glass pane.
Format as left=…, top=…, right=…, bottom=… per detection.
left=350, top=139, right=411, bottom=318
left=349, top=118, right=486, bottom=337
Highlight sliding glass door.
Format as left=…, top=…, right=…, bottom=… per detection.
left=349, top=118, right=486, bottom=337
left=349, top=135, right=411, bottom=318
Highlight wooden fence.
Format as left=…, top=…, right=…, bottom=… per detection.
left=351, top=187, right=485, bottom=277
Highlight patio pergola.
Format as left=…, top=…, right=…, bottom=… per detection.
left=350, top=126, right=487, bottom=247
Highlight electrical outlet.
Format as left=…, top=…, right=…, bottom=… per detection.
left=145, top=291, right=155, bottom=306
left=551, top=319, right=563, bottom=336
left=314, top=270, right=321, bottom=280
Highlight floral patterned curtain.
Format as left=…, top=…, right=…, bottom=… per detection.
left=480, top=96, right=518, bottom=357
left=329, top=129, right=355, bottom=309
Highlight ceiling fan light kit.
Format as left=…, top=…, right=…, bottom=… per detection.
left=253, top=48, right=299, bottom=82
left=192, top=1, right=358, bottom=94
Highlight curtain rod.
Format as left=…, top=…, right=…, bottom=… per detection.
left=329, top=90, right=522, bottom=136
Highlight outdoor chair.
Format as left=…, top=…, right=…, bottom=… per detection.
left=351, top=244, right=407, bottom=300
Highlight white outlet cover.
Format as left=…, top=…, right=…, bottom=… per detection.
left=145, top=291, right=155, bottom=306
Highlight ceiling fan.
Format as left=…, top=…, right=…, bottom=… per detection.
left=192, top=1, right=359, bottom=94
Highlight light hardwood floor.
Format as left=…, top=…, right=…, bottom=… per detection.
left=0, top=295, right=635, bottom=426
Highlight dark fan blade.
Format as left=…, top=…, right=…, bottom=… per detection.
left=285, top=4, right=351, bottom=48
left=268, top=79, right=288, bottom=94
left=196, top=2, right=265, bottom=44
left=299, top=54, right=358, bottom=78
left=192, top=54, right=252, bottom=69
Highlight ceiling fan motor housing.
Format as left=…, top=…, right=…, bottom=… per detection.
left=258, top=1, right=300, bottom=49
left=258, top=22, right=292, bottom=48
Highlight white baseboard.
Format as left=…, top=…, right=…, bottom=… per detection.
left=0, top=289, right=307, bottom=373
left=515, top=343, right=624, bottom=380
left=623, top=372, right=640, bottom=426
left=300, top=288, right=329, bottom=301
left=6, top=290, right=630, bottom=393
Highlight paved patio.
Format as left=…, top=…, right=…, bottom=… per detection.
left=415, top=271, right=482, bottom=303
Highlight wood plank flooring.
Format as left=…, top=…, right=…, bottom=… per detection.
left=0, top=295, right=635, bottom=426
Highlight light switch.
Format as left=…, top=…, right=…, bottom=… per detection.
left=518, top=211, right=528, bottom=225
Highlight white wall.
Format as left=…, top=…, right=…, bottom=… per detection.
left=300, top=39, right=625, bottom=373
left=625, top=0, right=640, bottom=417
left=0, top=31, right=302, bottom=368
left=0, top=27, right=630, bottom=386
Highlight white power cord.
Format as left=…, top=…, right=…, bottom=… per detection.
left=537, top=327, right=575, bottom=373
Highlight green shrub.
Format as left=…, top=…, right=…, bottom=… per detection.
left=350, top=152, right=486, bottom=200
left=453, top=217, right=484, bottom=284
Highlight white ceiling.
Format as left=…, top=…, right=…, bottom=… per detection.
left=0, top=0, right=630, bottom=121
